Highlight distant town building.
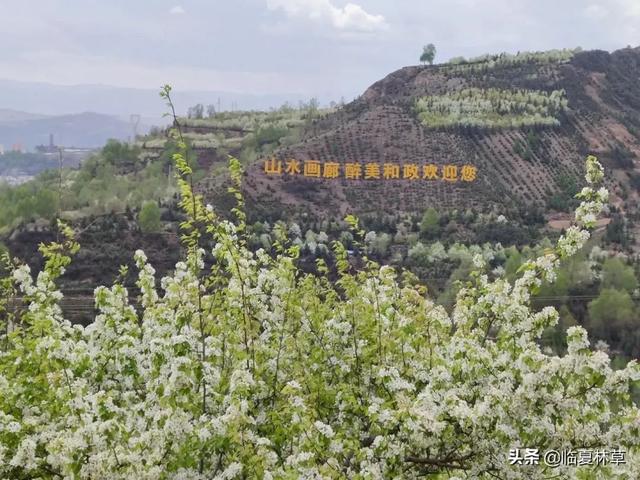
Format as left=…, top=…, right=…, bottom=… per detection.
left=0, top=144, right=4, bottom=155
left=11, top=143, right=24, bottom=153
left=35, top=133, right=59, bottom=154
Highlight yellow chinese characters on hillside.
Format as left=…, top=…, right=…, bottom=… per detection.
left=263, top=159, right=477, bottom=182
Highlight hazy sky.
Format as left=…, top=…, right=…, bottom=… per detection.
left=0, top=0, right=638, bottom=101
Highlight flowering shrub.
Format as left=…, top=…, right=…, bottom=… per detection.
left=1, top=91, right=638, bottom=480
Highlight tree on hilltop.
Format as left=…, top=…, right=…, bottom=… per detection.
left=420, top=43, right=437, bottom=65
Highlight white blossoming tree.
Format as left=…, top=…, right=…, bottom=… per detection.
left=0, top=87, right=638, bottom=479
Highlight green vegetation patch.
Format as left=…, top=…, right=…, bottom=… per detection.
left=0, top=140, right=176, bottom=232
left=415, top=88, right=568, bottom=129
left=179, top=101, right=331, bottom=131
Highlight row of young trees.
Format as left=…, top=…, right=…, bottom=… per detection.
left=246, top=205, right=539, bottom=264
left=445, top=48, right=580, bottom=72
left=0, top=84, right=638, bottom=478
left=415, top=88, right=568, bottom=129
left=184, top=100, right=325, bottom=125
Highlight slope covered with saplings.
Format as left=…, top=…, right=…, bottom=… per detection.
left=240, top=47, right=640, bottom=224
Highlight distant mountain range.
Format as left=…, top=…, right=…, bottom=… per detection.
left=0, top=109, right=48, bottom=125
left=0, top=79, right=328, bottom=150
left=0, top=79, right=316, bottom=119
left=0, top=109, right=135, bottom=150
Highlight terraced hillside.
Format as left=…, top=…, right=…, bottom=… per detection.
left=239, top=47, right=640, bottom=222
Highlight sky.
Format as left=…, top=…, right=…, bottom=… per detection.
left=0, top=0, right=639, bottom=104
